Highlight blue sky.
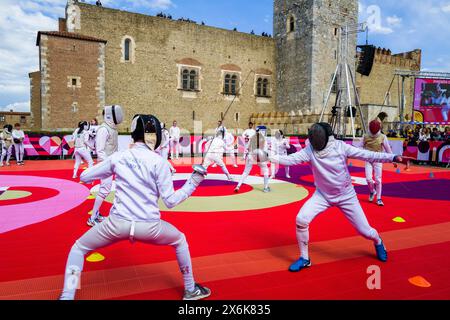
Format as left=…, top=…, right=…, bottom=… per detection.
left=0, top=0, right=449, bottom=112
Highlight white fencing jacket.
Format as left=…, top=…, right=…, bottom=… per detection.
left=271, top=139, right=396, bottom=202
left=81, top=143, right=197, bottom=222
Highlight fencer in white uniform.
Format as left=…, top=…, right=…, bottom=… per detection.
left=355, top=120, right=393, bottom=207
left=87, top=119, right=99, bottom=154
left=156, top=122, right=176, bottom=174
left=0, top=125, right=13, bottom=167
left=60, top=114, right=211, bottom=301
left=269, top=130, right=292, bottom=179
left=224, top=130, right=238, bottom=168
left=72, top=121, right=94, bottom=179
left=170, top=121, right=181, bottom=160
left=203, top=129, right=233, bottom=181
left=267, top=123, right=410, bottom=272
left=242, top=122, right=256, bottom=159
left=12, top=123, right=25, bottom=165
left=88, top=105, right=124, bottom=227
left=215, top=120, right=227, bottom=135
left=235, top=129, right=270, bottom=193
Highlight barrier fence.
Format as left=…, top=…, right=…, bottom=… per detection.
left=14, top=133, right=450, bottom=165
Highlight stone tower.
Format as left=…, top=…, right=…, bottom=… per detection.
left=274, top=0, right=358, bottom=118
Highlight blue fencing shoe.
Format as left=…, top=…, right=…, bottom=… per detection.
left=375, top=240, right=388, bottom=262
left=289, top=257, right=312, bottom=272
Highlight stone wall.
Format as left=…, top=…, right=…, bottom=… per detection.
left=0, top=112, right=32, bottom=130
left=356, top=48, right=421, bottom=123
left=76, top=3, right=276, bottom=133
left=273, top=0, right=314, bottom=114
left=38, top=34, right=105, bottom=131
left=274, top=0, right=358, bottom=117
left=29, top=71, right=41, bottom=131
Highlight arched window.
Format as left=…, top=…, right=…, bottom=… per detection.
left=224, top=73, right=239, bottom=95
left=181, top=68, right=199, bottom=91
left=189, top=70, right=198, bottom=90
left=182, top=69, right=189, bottom=90
left=122, top=36, right=135, bottom=63
left=124, top=38, right=131, bottom=61
left=262, top=78, right=269, bottom=96
left=289, top=15, right=295, bottom=33
left=256, top=77, right=270, bottom=97
left=257, top=77, right=263, bottom=96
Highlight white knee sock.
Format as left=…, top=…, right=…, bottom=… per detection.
left=376, top=183, right=382, bottom=200
left=367, top=181, right=375, bottom=194
left=60, top=244, right=86, bottom=300
left=176, top=243, right=195, bottom=292
left=296, top=224, right=310, bottom=260
left=91, top=196, right=104, bottom=219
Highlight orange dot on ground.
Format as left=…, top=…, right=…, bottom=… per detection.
left=408, top=276, right=431, bottom=288
left=86, top=253, right=105, bottom=263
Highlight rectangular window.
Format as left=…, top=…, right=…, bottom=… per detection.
left=20, top=116, right=26, bottom=124
left=0, top=115, right=5, bottom=122
left=72, top=102, right=79, bottom=113
left=68, top=76, right=81, bottom=88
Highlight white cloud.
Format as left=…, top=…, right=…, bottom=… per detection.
left=369, top=24, right=393, bottom=35
left=386, top=15, right=402, bottom=27
left=0, top=101, right=30, bottom=112
left=442, top=4, right=450, bottom=12
left=0, top=0, right=63, bottom=112
left=148, top=0, right=175, bottom=10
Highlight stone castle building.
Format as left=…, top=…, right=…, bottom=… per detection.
left=29, top=0, right=421, bottom=134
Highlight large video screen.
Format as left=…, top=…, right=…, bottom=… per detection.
left=414, top=78, right=450, bottom=124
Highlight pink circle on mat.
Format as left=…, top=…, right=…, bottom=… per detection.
left=0, top=175, right=90, bottom=234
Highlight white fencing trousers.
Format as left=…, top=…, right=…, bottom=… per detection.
left=1, top=145, right=13, bottom=163
left=225, top=147, right=237, bottom=166
left=270, top=162, right=290, bottom=178
left=295, top=190, right=381, bottom=260
left=60, top=215, right=195, bottom=300
left=365, top=162, right=383, bottom=200
left=73, top=148, right=94, bottom=177
left=91, top=175, right=113, bottom=221
left=13, top=143, right=25, bottom=162
left=170, top=139, right=180, bottom=159
left=204, top=154, right=231, bottom=178
left=237, top=156, right=269, bottom=189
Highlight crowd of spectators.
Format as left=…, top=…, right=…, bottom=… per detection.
left=402, top=125, right=450, bottom=143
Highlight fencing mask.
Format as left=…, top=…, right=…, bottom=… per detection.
left=131, top=115, right=162, bottom=151
left=369, top=120, right=381, bottom=136
left=3, top=124, right=13, bottom=134
left=216, top=128, right=225, bottom=139
left=103, top=105, right=124, bottom=126
left=275, top=129, right=284, bottom=140
left=308, top=123, right=334, bottom=152
left=78, top=121, right=89, bottom=134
